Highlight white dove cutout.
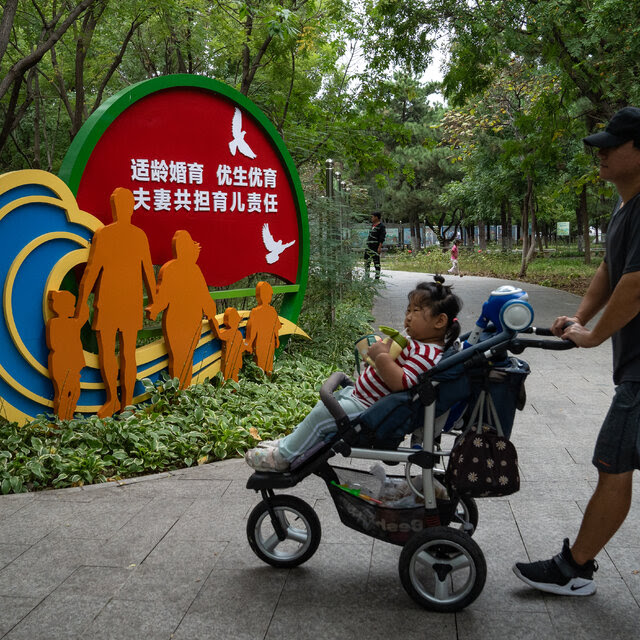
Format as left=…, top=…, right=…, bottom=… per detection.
left=262, top=223, right=296, bottom=264
left=228, top=107, right=257, bottom=159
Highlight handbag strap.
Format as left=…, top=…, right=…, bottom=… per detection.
left=464, top=390, right=485, bottom=435
left=486, top=393, right=505, bottom=438
left=462, top=389, right=506, bottom=438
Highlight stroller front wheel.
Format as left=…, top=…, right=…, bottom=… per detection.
left=247, top=495, right=321, bottom=568
left=398, top=526, right=486, bottom=612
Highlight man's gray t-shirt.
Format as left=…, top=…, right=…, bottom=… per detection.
left=605, top=192, right=640, bottom=384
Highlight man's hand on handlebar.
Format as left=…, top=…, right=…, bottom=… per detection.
left=551, top=315, right=581, bottom=337
left=561, top=323, right=603, bottom=348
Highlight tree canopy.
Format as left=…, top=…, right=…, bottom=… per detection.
left=2, top=0, right=638, bottom=271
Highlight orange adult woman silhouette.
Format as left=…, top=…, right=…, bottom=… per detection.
left=245, top=281, right=282, bottom=375
left=146, top=229, right=219, bottom=389
left=75, top=188, right=156, bottom=417
left=46, top=290, right=85, bottom=420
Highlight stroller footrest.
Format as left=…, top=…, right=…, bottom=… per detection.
left=246, top=471, right=302, bottom=490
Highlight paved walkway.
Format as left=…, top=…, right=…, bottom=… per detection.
left=1, top=270, right=639, bottom=639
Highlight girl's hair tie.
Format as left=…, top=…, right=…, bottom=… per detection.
left=453, top=317, right=459, bottom=323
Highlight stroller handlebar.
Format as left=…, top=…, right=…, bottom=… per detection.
left=508, top=326, right=576, bottom=353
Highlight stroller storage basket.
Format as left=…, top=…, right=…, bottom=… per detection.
left=326, top=466, right=457, bottom=546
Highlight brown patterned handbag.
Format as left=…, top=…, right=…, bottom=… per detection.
left=445, top=390, right=520, bottom=498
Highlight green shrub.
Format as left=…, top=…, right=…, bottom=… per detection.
left=0, top=281, right=375, bottom=494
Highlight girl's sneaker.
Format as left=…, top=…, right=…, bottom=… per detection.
left=245, top=445, right=289, bottom=472
left=257, top=439, right=281, bottom=449
left=512, top=538, right=598, bottom=596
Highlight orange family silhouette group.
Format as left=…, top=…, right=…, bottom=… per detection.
left=46, top=188, right=282, bottom=420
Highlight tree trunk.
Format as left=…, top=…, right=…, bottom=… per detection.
left=478, top=222, right=487, bottom=250
left=519, top=176, right=535, bottom=278
left=580, top=184, right=591, bottom=264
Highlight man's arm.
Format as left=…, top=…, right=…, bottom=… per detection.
left=562, top=269, right=640, bottom=347
left=377, top=225, right=386, bottom=253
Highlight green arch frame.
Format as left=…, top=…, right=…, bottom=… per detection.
left=58, top=74, right=309, bottom=324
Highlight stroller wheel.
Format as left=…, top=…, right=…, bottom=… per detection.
left=398, top=526, right=486, bottom=612
left=247, top=495, right=321, bottom=568
left=451, top=495, right=479, bottom=536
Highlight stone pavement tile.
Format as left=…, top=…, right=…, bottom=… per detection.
left=0, top=596, right=41, bottom=637
left=141, top=532, right=226, bottom=571
left=515, top=480, right=595, bottom=502
left=92, top=513, right=182, bottom=567
left=0, top=556, right=77, bottom=598
left=0, top=499, right=81, bottom=545
left=456, top=610, right=558, bottom=640
left=31, top=487, right=99, bottom=503
left=542, top=577, right=639, bottom=640
left=55, top=565, right=134, bottom=598
left=114, top=477, right=231, bottom=500
left=3, top=594, right=106, bottom=640
left=51, top=497, right=153, bottom=539
left=171, top=457, right=247, bottom=481
left=606, top=546, right=640, bottom=600
left=163, top=500, right=252, bottom=542
left=114, top=564, right=213, bottom=609
left=0, top=544, right=27, bottom=571
left=0, top=494, right=34, bottom=519
left=172, top=566, right=286, bottom=640
left=215, top=533, right=268, bottom=570
left=82, top=598, right=187, bottom=640
left=14, top=533, right=106, bottom=567
left=362, top=539, right=406, bottom=603
left=265, top=602, right=457, bottom=640
left=509, top=420, right=555, bottom=447
left=277, top=542, right=376, bottom=607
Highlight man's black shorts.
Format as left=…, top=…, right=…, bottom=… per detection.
left=593, top=381, right=640, bottom=473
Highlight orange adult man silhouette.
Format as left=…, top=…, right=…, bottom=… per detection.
left=245, top=281, right=282, bottom=375
left=218, top=307, right=250, bottom=382
left=146, top=229, right=219, bottom=389
left=46, top=290, right=85, bottom=420
left=75, top=187, right=156, bottom=417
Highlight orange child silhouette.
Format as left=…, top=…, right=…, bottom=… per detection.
left=218, top=307, right=250, bottom=382
left=146, top=230, right=219, bottom=389
left=245, top=281, right=282, bottom=375
left=75, top=188, right=156, bottom=418
left=47, top=290, right=85, bottom=420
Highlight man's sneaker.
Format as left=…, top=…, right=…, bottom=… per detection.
left=513, top=539, right=598, bottom=596
left=245, top=444, right=289, bottom=472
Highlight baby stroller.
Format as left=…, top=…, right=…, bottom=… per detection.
left=245, top=288, right=574, bottom=612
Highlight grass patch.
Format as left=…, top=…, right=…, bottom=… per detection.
left=384, top=247, right=601, bottom=296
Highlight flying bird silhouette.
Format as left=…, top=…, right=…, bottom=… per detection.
left=228, top=108, right=257, bottom=159
left=262, top=223, right=296, bottom=264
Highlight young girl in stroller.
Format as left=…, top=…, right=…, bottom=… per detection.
left=244, top=275, right=462, bottom=472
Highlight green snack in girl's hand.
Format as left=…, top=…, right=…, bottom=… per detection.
left=379, top=326, right=408, bottom=348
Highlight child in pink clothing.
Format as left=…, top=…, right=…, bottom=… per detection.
left=448, top=239, right=460, bottom=276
